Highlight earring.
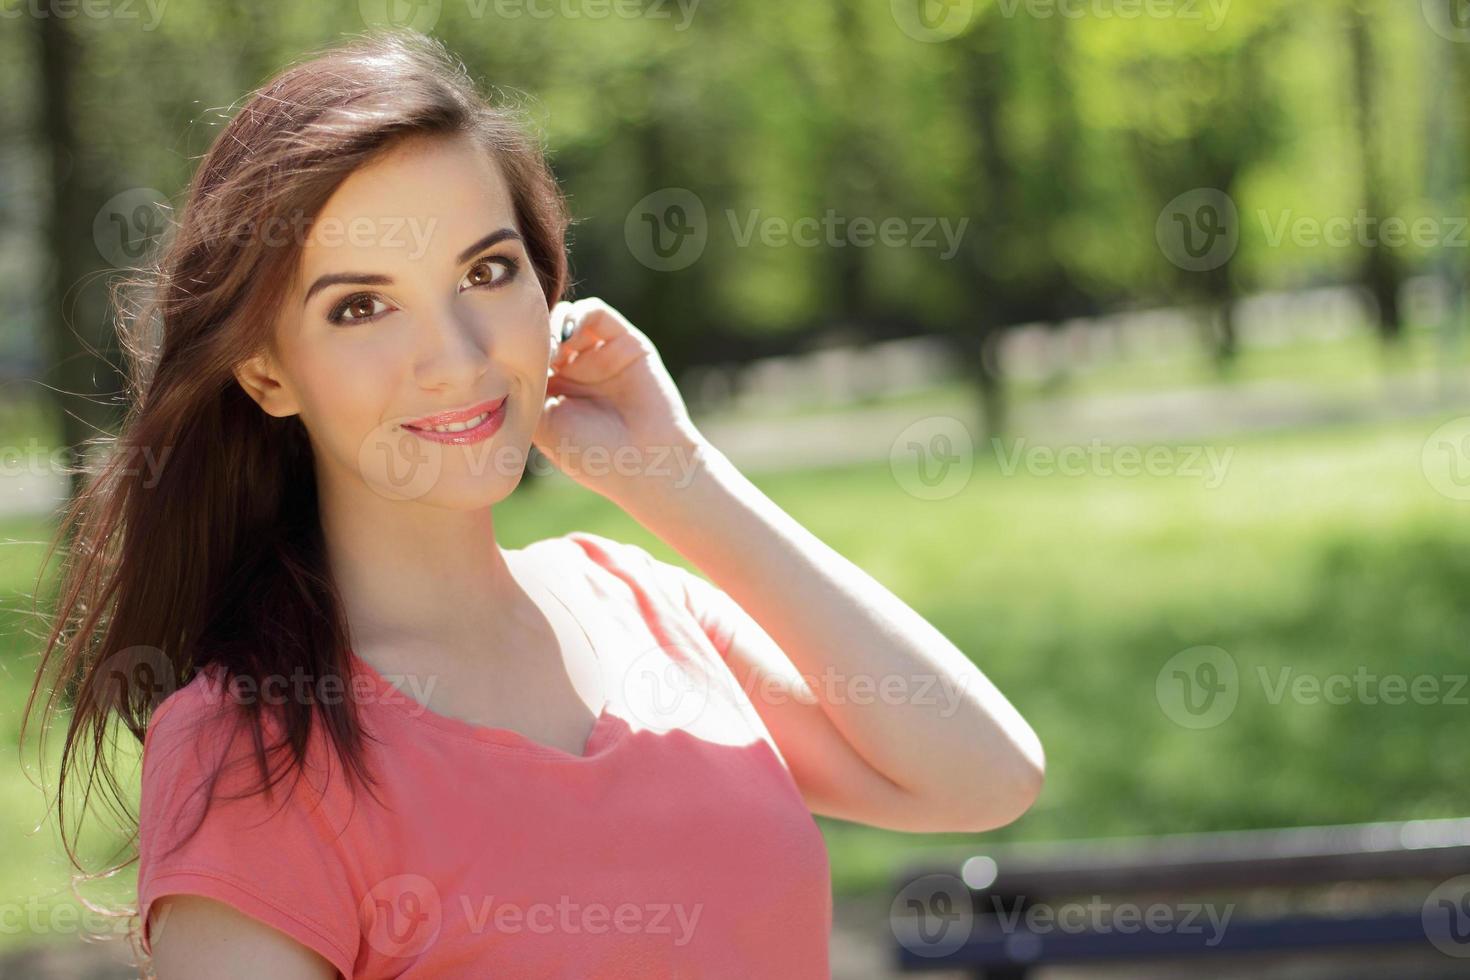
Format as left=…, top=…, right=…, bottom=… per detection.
left=559, top=313, right=577, bottom=345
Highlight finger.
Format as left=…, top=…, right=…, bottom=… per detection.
left=566, top=299, right=647, bottom=346
left=553, top=302, right=605, bottom=361
left=552, top=299, right=656, bottom=377
left=545, top=374, right=601, bottom=399
left=554, top=332, right=648, bottom=384
left=552, top=333, right=601, bottom=374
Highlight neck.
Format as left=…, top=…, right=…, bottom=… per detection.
left=315, top=465, right=527, bottom=658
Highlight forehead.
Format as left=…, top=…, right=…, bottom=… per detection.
left=299, top=134, right=515, bottom=270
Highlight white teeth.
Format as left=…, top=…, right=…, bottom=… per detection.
left=426, top=410, right=490, bottom=433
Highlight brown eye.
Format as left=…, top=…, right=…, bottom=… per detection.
left=459, top=255, right=518, bottom=292
left=327, top=292, right=391, bottom=325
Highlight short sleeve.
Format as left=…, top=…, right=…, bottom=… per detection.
left=648, top=558, right=743, bottom=660
left=566, top=532, right=741, bottom=659
left=562, top=531, right=807, bottom=769
left=137, top=674, right=360, bottom=978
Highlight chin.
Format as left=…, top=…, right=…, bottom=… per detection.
left=400, top=484, right=510, bottom=512
left=419, top=466, right=525, bottom=510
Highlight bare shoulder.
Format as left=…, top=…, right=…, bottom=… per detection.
left=148, top=894, right=339, bottom=979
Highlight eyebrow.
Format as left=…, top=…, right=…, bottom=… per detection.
left=301, top=227, right=524, bottom=307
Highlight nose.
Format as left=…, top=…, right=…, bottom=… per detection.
left=413, top=302, right=489, bottom=393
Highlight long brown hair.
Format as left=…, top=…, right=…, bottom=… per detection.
left=19, top=27, right=571, bottom=963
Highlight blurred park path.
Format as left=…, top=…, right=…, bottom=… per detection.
left=3, top=369, right=1465, bottom=519
left=696, top=369, right=1468, bottom=474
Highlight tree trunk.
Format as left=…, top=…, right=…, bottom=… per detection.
left=1347, top=1, right=1404, bottom=344
left=1211, top=299, right=1238, bottom=371
left=956, top=328, right=1007, bottom=445
left=36, top=15, right=125, bottom=503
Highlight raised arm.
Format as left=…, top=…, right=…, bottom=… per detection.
left=615, top=442, right=1046, bottom=834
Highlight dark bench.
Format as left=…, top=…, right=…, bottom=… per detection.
left=890, top=816, right=1470, bottom=977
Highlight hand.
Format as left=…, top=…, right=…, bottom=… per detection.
left=533, top=297, right=710, bottom=504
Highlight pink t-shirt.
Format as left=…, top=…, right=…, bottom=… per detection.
left=136, top=531, right=832, bottom=978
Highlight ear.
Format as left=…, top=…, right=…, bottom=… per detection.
left=233, top=350, right=301, bottom=418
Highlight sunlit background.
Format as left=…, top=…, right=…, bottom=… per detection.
left=2, top=1, right=1468, bottom=976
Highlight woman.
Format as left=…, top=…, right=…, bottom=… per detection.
left=25, top=29, right=1044, bottom=979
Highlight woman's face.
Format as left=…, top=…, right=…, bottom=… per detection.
left=245, top=133, right=553, bottom=508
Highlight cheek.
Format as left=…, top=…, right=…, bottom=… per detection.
left=293, top=335, right=401, bottom=438
left=491, top=288, right=555, bottom=367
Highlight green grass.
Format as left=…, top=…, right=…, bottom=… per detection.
left=1, top=406, right=1466, bottom=948
left=525, top=412, right=1470, bottom=894
left=0, top=515, right=144, bottom=953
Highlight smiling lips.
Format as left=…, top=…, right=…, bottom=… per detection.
left=401, top=395, right=508, bottom=445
